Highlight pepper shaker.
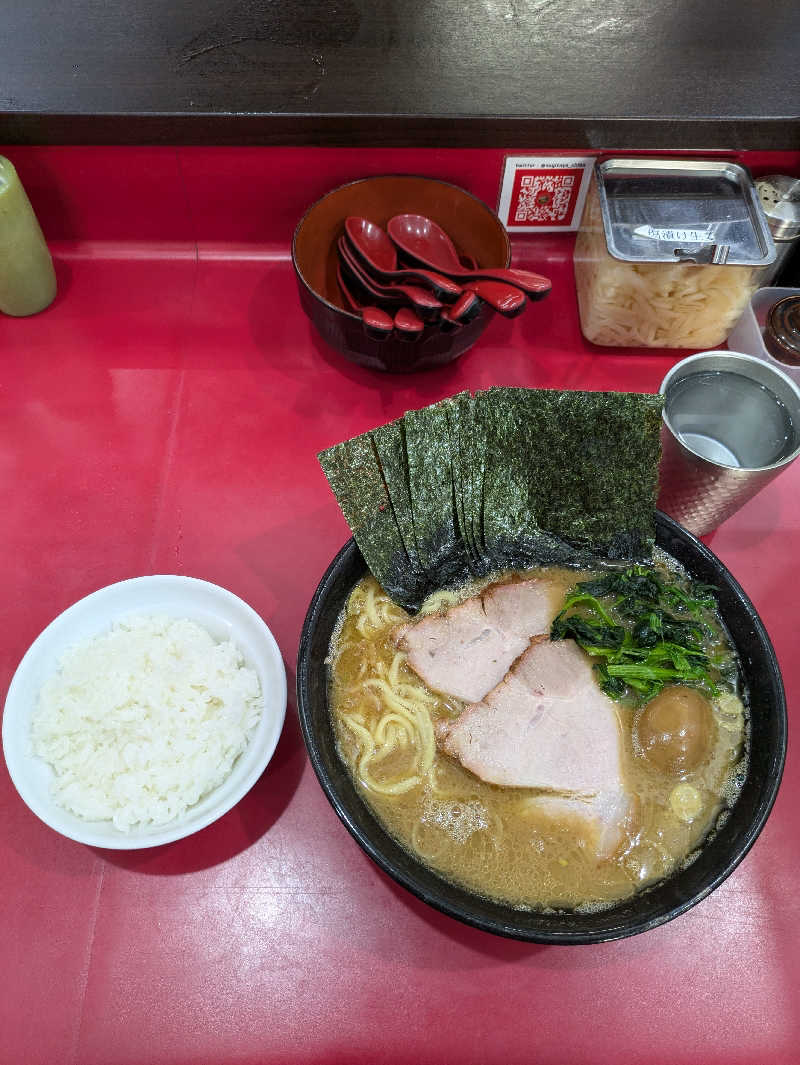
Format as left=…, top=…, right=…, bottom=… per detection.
left=756, top=175, right=800, bottom=286
left=0, top=155, right=57, bottom=316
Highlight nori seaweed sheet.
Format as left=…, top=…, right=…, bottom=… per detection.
left=472, top=388, right=491, bottom=561
left=481, top=387, right=535, bottom=563
left=370, top=419, right=429, bottom=581
left=442, top=392, right=486, bottom=576
left=517, top=388, right=663, bottom=557
left=317, top=386, right=663, bottom=610
left=480, top=387, right=588, bottom=570
left=318, top=435, right=426, bottom=609
left=450, top=391, right=480, bottom=569
left=441, top=395, right=468, bottom=563
left=403, top=401, right=473, bottom=587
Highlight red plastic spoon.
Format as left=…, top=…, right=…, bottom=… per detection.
left=393, top=306, right=425, bottom=340
left=336, top=264, right=394, bottom=340
left=339, top=249, right=426, bottom=340
left=338, top=237, right=442, bottom=320
left=440, top=289, right=481, bottom=330
left=387, top=214, right=552, bottom=299
left=462, top=280, right=526, bottom=317
left=344, top=217, right=463, bottom=302
left=380, top=215, right=527, bottom=315
left=345, top=215, right=523, bottom=317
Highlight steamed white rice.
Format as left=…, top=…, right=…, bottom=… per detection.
left=31, top=615, right=263, bottom=831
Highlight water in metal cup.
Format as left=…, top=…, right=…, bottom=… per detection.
left=657, top=351, right=800, bottom=536
left=666, top=370, right=797, bottom=467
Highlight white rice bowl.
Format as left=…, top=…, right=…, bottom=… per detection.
left=2, top=576, right=287, bottom=848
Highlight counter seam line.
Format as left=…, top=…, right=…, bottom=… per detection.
left=146, top=148, right=196, bottom=573
left=174, top=146, right=199, bottom=259
left=71, top=861, right=106, bottom=1065
left=147, top=357, right=189, bottom=574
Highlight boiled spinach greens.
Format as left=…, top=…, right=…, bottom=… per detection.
left=550, top=566, right=729, bottom=705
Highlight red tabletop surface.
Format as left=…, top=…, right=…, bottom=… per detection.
left=1, top=146, right=798, bottom=1065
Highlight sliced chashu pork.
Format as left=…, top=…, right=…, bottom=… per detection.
left=436, top=638, right=635, bottom=858
left=395, top=578, right=558, bottom=703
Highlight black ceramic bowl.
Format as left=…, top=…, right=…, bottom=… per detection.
left=296, top=513, right=787, bottom=943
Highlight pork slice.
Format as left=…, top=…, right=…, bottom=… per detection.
left=395, top=578, right=557, bottom=703
left=436, top=639, right=633, bottom=859
left=519, top=792, right=638, bottom=860
left=436, top=639, right=625, bottom=795
left=434, top=638, right=637, bottom=860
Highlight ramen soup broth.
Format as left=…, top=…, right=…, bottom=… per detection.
left=328, top=561, right=748, bottom=911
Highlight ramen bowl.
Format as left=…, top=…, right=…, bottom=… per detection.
left=296, top=513, right=786, bottom=943
left=292, top=175, right=512, bottom=373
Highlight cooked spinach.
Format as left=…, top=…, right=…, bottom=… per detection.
left=550, top=565, right=729, bottom=704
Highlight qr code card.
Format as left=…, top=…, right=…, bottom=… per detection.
left=498, top=156, right=594, bottom=232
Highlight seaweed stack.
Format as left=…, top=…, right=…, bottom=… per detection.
left=318, top=387, right=664, bottom=612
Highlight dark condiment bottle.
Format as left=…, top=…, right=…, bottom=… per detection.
left=763, top=296, right=800, bottom=367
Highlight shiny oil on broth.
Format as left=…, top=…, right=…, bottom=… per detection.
left=328, top=562, right=748, bottom=911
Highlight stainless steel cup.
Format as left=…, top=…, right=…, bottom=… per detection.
left=657, top=350, right=800, bottom=536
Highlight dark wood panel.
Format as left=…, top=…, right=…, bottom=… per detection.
left=2, top=114, right=797, bottom=151
left=1, top=0, right=799, bottom=147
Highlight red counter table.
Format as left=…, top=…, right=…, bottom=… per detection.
left=1, top=146, right=798, bottom=1065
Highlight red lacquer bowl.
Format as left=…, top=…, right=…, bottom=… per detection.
left=292, top=175, right=511, bottom=373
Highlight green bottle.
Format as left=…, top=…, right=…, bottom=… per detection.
left=0, top=155, right=57, bottom=316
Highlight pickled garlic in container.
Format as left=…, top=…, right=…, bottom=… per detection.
left=573, top=159, right=775, bottom=349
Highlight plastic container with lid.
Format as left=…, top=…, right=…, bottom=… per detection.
left=763, top=295, right=800, bottom=365
left=727, top=286, right=800, bottom=382
left=573, top=158, right=775, bottom=349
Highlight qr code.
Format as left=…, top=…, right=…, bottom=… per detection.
left=514, top=173, right=576, bottom=223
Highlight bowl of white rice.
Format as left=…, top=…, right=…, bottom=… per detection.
left=2, top=575, right=287, bottom=848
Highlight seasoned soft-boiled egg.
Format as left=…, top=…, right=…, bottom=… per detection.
left=636, top=685, right=716, bottom=776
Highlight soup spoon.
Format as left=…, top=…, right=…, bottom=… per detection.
left=338, top=237, right=443, bottom=321
left=375, top=215, right=527, bottom=315
left=463, top=279, right=526, bottom=318
left=344, top=217, right=463, bottom=302
left=440, top=289, right=482, bottom=329
left=339, top=264, right=424, bottom=344
left=346, top=217, right=524, bottom=317
left=387, top=213, right=552, bottom=299
left=340, top=245, right=427, bottom=339
left=340, top=245, right=458, bottom=338
left=393, top=306, right=425, bottom=340
left=339, top=259, right=426, bottom=340
left=336, top=264, right=394, bottom=340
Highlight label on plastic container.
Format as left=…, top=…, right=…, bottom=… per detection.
left=634, top=225, right=712, bottom=244
left=498, top=155, right=594, bottom=232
